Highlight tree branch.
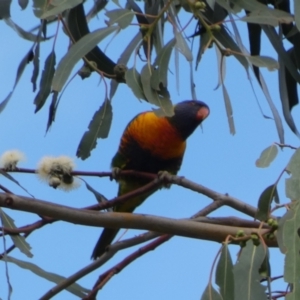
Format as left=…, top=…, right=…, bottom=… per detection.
left=0, top=193, right=276, bottom=246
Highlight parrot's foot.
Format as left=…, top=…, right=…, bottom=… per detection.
left=157, top=170, right=172, bottom=188
left=110, top=167, right=121, bottom=181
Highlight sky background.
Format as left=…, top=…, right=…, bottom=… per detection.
left=0, top=1, right=299, bottom=299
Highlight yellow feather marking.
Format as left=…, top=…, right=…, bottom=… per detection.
left=124, top=112, right=186, bottom=159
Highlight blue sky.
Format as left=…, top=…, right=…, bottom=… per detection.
left=0, top=1, right=299, bottom=299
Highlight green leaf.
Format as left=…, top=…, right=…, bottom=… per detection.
left=262, top=25, right=300, bottom=85
left=0, top=0, right=11, bottom=19
left=285, top=177, right=300, bottom=201
left=213, top=26, right=249, bottom=71
left=276, top=212, right=291, bottom=254
left=0, top=209, right=33, bottom=258
left=125, top=68, right=146, bottom=101
left=52, top=26, right=118, bottom=92
left=175, top=31, right=193, bottom=62
left=285, top=149, right=300, bottom=200
left=31, top=42, right=40, bottom=92
left=196, top=32, right=211, bottom=70
left=200, top=284, right=223, bottom=300
left=0, top=48, right=33, bottom=113
left=77, top=99, right=113, bottom=160
left=0, top=169, right=34, bottom=197
left=258, top=249, right=271, bottom=279
left=140, top=64, right=174, bottom=116
left=151, top=38, right=176, bottom=89
left=241, top=9, right=293, bottom=26
left=105, top=9, right=134, bottom=29
left=83, top=180, right=112, bottom=211
left=295, top=0, right=300, bottom=31
left=215, top=244, right=234, bottom=300
left=40, top=0, right=83, bottom=19
left=110, top=32, right=142, bottom=99
left=5, top=256, right=90, bottom=297
left=257, top=71, right=284, bottom=143
left=233, top=242, right=267, bottom=300
left=283, top=201, right=300, bottom=299
left=286, top=148, right=300, bottom=176
left=4, top=18, right=47, bottom=42
left=255, top=144, right=278, bottom=168
left=34, top=51, right=56, bottom=113
left=278, top=49, right=300, bottom=137
left=222, top=84, right=235, bottom=135
left=256, top=184, right=279, bottom=221
left=32, top=0, right=46, bottom=18
left=18, top=0, right=28, bottom=10
left=247, top=55, right=279, bottom=71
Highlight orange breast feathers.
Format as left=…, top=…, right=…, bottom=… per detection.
left=121, top=111, right=186, bottom=160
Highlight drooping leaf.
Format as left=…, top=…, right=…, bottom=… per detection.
left=241, top=9, right=293, bottom=26
left=0, top=170, right=33, bottom=197
left=295, top=0, right=300, bottom=31
left=40, top=0, right=83, bottom=19
left=286, top=148, right=300, bottom=176
left=247, top=55, right=279, bottom=71
left=283, top=201, right=300, bottom=298
left=105, top=9, right=134, bottom=29
left=32, top=0, right=46, bottom=18
left=140, top=64, right=174, bottom=116
left=196, top=31, right=211, bottom=70
left=86, top=0, right=108, bottom=22
left=222, top=83, right=235, bottom=135
left=4, top=18, right=48, bottom=42
left=18, top=0, right=28, bottom=10
left=0, top=208, right=33, bottom=258
left=46, top=91, right=59, bottom=132
left=256, top=184, right=279, bottom=221
left=215, top=244, right=234, bottom=300
left=257, top=72, right=285, bottom=143
left=125, top=68, right=146, bottom=101
left=126, top=0, right=151, bottom=58
left=151, top=38, right=176, bottom=90
left=262, top=25, right=300, bottom=85
left=278, top=48, right=300, bottom=137
left=255, top=145, right=278, bottom=168
left=110, top=32, right=142, bottom=99
left=34, top=51, right=56, bottom=113
left=0, top=48, right=33, bottom=113
left=258, top=248, right=271, bottom=279
left=67, top=4, right=118, bottom=79
left=247, top=22, right=261, bottom=82
left=285, top=148, right=300, bottom=199
left=233, top=242, right=267, bottom=300
left=77, top=99, right=113, bottom=160
left=175, top=31, right=193, bottom=62
left=83, top=180, right=112, bottom=211
left=0, top=0, right=11, bottom=19
left=31, top=41, right=40, bottom=92
left=213, top=25, right=249, bottom=71
left=5, top=256, right=90, bottom=297
left=276, top=211, right=292, bottom=254
left=200, top=284, right=223, bottom=300
left=52, top=26, right=118, bottom=92
left=215, top=45, right=226, bottom=90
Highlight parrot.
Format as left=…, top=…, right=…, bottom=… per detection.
left=91, top=100, right=210, bottom=259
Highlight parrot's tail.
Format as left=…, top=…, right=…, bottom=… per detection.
left=91, top=228, right=119, bottom=259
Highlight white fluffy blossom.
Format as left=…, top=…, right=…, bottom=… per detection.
left=37, top=156, right=79, bottom=191
left=0, top=150, right=25, bottom=170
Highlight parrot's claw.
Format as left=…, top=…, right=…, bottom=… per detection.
left=111, top=167, right=121, bottom=181
left=157, top=170, right=171, bottom=188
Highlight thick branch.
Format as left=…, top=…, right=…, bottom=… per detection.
left=0, top=193, right=276, bottom=246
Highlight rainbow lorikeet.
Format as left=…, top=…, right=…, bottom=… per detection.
left=91, top=100, right=210, bottom=259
